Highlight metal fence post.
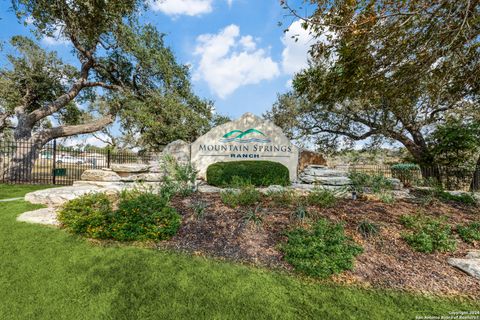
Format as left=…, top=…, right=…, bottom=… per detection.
left=52, top=139, right=57, bottom=185
left=107, top=149, right=111, bottom=168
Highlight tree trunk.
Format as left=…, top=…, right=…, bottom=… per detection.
left=6, top=139, right=43, bottom=182
left=6, top=115, right=113, bottom=183
left=470, top=155, right=480, bottom=192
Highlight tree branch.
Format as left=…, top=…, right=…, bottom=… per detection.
left=34, top=114, right=114, bottom=143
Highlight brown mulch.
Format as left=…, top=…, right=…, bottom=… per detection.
left=159, top=193, right=480, bottom=298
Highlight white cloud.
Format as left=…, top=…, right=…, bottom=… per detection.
left=226, top=0, right=234, bottom=7
left=281, top=20, right=314, bottom=75
left=42, top=25, right=69, bottom=46
left=194, top=24, right=280, bottom=98
left=61, top=135, right=108, bottom=148
left=150, top=0, right=213, bottom=16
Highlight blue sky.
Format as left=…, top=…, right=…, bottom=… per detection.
left=0, top=0, right=315, bottom=145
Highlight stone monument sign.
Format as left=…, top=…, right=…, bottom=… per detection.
left=191, top=113, right=299, bottom=180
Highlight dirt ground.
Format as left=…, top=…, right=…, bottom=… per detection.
left=162, top=192, right=480, bottom=298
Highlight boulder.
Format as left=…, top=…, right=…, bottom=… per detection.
left=119, top=172, right=164, bottom=182
left=300, top=165, right=348, bottom=178
left=25, top=185, right=101, bottom=207
left=162, top=140, right=190, bottom=164
left=198, top=184, right=223, bottom=193
left=17, top=207, right=59, bottom=226
left=299, top=175, right=351, bottom=186
left=81, top=169, right=121, bottom=182
left=298, top=150, right=327, bottom=172
left=259, top=185, right=285, bottom=194
left=110, top=163, right=150, bottom=173
left=448, top=252, right=480, bottom=280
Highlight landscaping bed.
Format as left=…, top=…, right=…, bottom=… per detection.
left=164, top=193, right=480, bottom=298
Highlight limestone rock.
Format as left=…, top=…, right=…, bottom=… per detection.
left=389, top=178, right=403, bottom=190
left=198, top=184, right=223, bottom=193
left=81, top=169, right=120, bottom=182
left=17, top=207, right=59, bottom=226
left=162, top=140, right=190, bottom=164
left=300, top=175, right=351, bottom=186
left=448, top=253, right=480, bottom=280
left=298, top=150, right=327, bottom=172
left=110, top=163, right=150, bottom=173
left=259, top=185, right=286, bottom=194
left=25, top=185, right=101, bottom=207
left=301, top=165, right=348, bottom=178
left=119, top=172, right=164, bottom=182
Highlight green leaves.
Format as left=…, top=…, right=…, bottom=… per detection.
left=280, top=218, right=363, bottom=278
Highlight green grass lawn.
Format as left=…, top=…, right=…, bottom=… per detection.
left=0, top=184, right=57, bottom=199
left=0, top=186, right=478, bottom=319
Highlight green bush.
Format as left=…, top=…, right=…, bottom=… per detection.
left=58, top=192, right=113, bottom=237
left=436, top=191, right=477, bottom=206
left=267, top=189, right=297, bottom=207
left=111, top=191, right=181, bottom=241
left=391, top=163, right=420, bottom=187
left=348, top=172, right=393, bottom=193
left=307, top=187, right=338, bottom=208
left=58, top=191, right=181, bottom=241
left=161, top=155, right=198, bottom=197
left=280, top=218, right=363, bottom=278
left=206, top=161, right=290, bottom=187
left=399, top=215, right=456, bottom=253
left=220, top=185, right=261, bottom=208
left=457, top=222, right=480, bottom=244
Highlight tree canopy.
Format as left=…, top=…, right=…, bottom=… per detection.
left=268, top=0, right=480, bottom=165
left=0, top=0, right=214, bottom=150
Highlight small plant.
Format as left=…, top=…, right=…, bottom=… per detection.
left=437, top=191, right=477, bottom=206
left=357, top=220, right=380, bottom=238
left=243, top=205, right=264, bottom=226
left=190, top=200, right=208, bottom=219
left=457, top=222, right=480, bottom=244
left=161, top=155, right=198, bottom=197
left=349, top=172, right=393, bottom=194
left=399, top=214, right=456, bottom=253
left=294, top=204, right=308, bottom=221
left=377, top=191, right=395, bottom=204
left=307, top=187, right=338, bottom=208
left=280, top=218, right=363, bottom=278
left=267, top=189, right=297, bottom=207
left=220, top=189, right=240, bottom=208
left=220, top=184, right=261, bottom=208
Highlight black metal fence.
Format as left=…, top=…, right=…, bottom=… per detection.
left=335, top=164, right=480, bottom=192
left=0, top=140, right=155, bottom=185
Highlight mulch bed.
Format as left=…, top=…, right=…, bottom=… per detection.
left=161, top=193, right=480, bottom=298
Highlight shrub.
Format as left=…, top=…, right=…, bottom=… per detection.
left=307, top=187, right=338, bottom=208
left=280, top=218, right=363, bottom=278
left=457, top=222, right=480, bottom=244
left=206, top=161, right=290, bottom=187
left=162, top=155, right=198, bottom=197
left=112, top=192, right=181, bottom=241
left=59, top=191, right=181, bottom=242
left=357, top=220, right=380, bottom=238
left=58, top=193, right=113, bottom=237
left=348, top=172, right=393, bottom=194
left=267, top=189, right=297, bottom=207
left=220, top=184, right=262, bottom=208
left=436, top=191, right=477, bottom=206
left=377, top=191, right=395, bottom=204
left=391, top=163, right=420, bottom=187
left=399, top=215, right=456, bottom=253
